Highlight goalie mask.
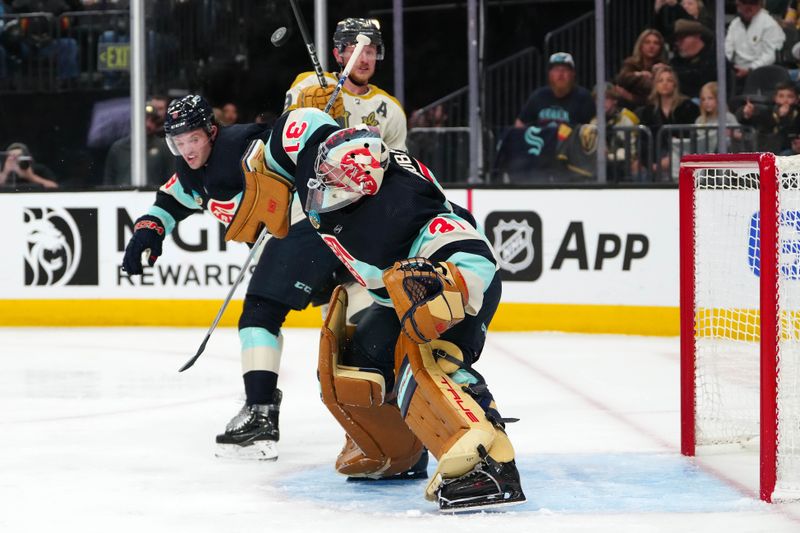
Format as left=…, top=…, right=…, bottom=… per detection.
left=306, top=125, right=388, bottom=213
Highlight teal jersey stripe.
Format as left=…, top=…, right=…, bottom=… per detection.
left=263, top=133, right=294, bottom=183
left=163, top=181, right=202, bottom=212
left=366, top=289, right=392, bottom=306
left=447, top=251, right=497, bottom=292
left=147, top=205, right=178, bottom=235
left=239, top=327, right=281, bottom=350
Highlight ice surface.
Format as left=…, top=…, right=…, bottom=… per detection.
left=1, top=328, right=799, bottom=532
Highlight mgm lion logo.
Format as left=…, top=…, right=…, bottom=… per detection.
left=23, top=207, right=98, bottom=286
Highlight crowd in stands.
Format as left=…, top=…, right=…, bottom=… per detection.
left=502, top=0, right=800, bottom=183
left=9, top=0, right=800, bottom=187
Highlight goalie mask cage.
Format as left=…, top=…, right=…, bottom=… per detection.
left=680, top=152, right=800, bottom=502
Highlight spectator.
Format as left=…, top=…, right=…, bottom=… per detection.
left=681, top=0, right=714, bottom=30
left=595, top=84, right=641, bottom=172
left=780, top=132, right=800, bottom=155
left=11, top=0, right=79, bottom=83
left=408, top=104, right=449, bottom=129
left=725, top=0, right=786, bottom=90
left=104, top=101, right=175, bottom=187
left=147, top=94, right=169, bottom=132
left=736, top=81, right=800, bottom=151
left=615, top=29, right=668, bottom=108
left=0, top=142, right=58, bottom=189
left=515, top=52, right=595, bottom=129
left=653, top=0, right=692, bottom=44
left=556, top=84, right=641, bottom=180
left=695, top=81, right=741, bottom=151
left=498, top=52, right=594, bottom=182
left=637, top=65, right=700, bottom=176
left=670, top=19, right=720, bottom=99
left=784, top=1, right=800, bottom=27
left=222, top=102, right=239, bottom=125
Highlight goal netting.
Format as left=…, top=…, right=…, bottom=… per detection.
left=680, top=153, right=800, bottom=502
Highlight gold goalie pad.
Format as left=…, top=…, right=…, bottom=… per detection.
left=394, top=335, right=497, bottom=500
left=318, top=286, right=424, bottom=478
left=226, top=139, right=293, bottom=242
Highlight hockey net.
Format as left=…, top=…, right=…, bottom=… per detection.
left=680, top=153, right=800, bottom=502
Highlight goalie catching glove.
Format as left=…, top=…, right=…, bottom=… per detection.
left=383, top=258, right=469, bottom=344
left=297, top=84, right=345, bottom=120
left=226, top=139, right=294, bottom=242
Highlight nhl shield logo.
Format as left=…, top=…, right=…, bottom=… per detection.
left=493, top=219, right=534, bottom=274
left=485, top=211, right=542, bottom=281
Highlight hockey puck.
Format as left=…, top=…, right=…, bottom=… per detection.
left=271, top=27, right=290, bottom=47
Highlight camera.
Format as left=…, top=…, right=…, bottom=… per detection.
left=17, top=155, right=32, bottom=170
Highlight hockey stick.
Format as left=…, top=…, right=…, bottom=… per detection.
left=289, top=0, right=327, bottom=87
left=324, top=34, right=371, bottom=114
left=178, top=228, right=269, bottom=372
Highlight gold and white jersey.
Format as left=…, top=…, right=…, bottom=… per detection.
left=284, top=71, right=408, bottom=151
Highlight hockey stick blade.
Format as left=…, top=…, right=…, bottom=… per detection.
left=179, top=334, right=210, bottom=372
left=179, top=228, right=269, bottom=372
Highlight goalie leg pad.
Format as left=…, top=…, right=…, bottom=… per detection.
left=319, top=286, right=424, bottom=479
left=394, top=335, right=498, bottom=500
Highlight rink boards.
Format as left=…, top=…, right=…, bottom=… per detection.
left=0, top=188, right=682, bottom=334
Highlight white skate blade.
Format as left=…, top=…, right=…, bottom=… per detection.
left=438, top=495, right=527, bottom=514
left=215, top=440, right=278, bottom=461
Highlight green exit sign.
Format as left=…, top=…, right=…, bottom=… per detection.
left=97, top=43, right=130, bottom=72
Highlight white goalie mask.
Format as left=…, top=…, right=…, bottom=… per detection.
left=306, top=125, right=389, bottom=214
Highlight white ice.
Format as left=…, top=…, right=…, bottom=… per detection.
left=1, top=327, right=799, bottom=533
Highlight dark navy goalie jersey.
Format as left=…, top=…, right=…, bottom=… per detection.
left=262, top=108, right=498, bottom=314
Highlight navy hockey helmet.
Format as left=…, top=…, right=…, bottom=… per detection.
left=333, top=18, right=384, bottom=60
left=164, top=95, right=216, bottom=156
left=164, top=95, right=215, bottom=138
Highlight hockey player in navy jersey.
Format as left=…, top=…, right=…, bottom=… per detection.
left=233, top=107, right=526, bottom=511
left=121, top=95, right=358, bottom=461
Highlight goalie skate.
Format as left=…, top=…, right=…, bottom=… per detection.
left=215, top=389, right=281, bottom=461
left=346, top=448, right=430, bottom=482
left=436, top=445, right=526, bottom=512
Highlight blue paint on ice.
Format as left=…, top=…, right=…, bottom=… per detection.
left=276, top=453, right=759, bottom=515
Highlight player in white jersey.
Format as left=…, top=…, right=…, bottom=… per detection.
left=283, top=17, right=407, bottom=151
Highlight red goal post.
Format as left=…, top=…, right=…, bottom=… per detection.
left=679, top=152, right=800, bottom=503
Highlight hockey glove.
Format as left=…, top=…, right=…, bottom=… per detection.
left=122, top=215, right=166, bottom=275
left=383, top=258, right=470, bottom=344
left=298, top=84, right=345, bottom=120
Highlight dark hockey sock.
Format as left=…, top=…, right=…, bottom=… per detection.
left=243, top=370, right=278, bottom=405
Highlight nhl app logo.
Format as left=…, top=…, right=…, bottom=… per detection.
left=485, top=211, right=543, bottom=282
left=24, top=207, right=99, bottom=286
